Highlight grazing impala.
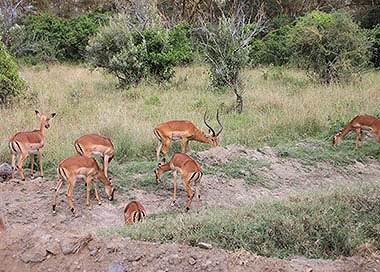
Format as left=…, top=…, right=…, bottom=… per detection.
left=74, top=134, right=115, bottom=178
left=154, top=111, right=223, bottom=160
left=332, top=115, right=380, bottom=150
left=53, top=155, right=114, bottom=217
left=154, top=152, right=203, bottom=212
left=124, top=200, right=146, bottom=225
left=9, top=110, right=56, bottom=180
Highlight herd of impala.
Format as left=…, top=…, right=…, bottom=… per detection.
left=2, top=110, right=379, bottom=229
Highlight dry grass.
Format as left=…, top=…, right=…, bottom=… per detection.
left=1, top=64, right=380, bottom=170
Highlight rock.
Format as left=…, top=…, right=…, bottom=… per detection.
left=0, top=163, right=12, bottom=179
left=61, top=234, right=92, bottom=255
left=198, top=242, right=213, bottom=250
left=20, top=246, right=47, bottom=263
left=46, top=238, right=61, bottom=255
left=167, top=254, right=180, bottom=265
left=126, top=252, right=143, bottom=262
left=188, top=257, right=197, bottom=265
left=108, top=264, right=125, bottom=272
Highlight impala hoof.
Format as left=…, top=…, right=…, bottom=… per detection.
left=171, top=201, right=176, bottom=207
left=98, top=201, right=102, bottom=205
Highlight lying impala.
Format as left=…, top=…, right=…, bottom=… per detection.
left=154, top=111, right=223, bottom=160
left=53, top=155, right=114, bottom=217
left=332, top=115, right=380, bottom=150
left=124, top=200, right=146, bottom=225
left=154, top=152, right=203, bottom=212
left=9, top=110, right=56, bottom=180
left=74, top=134, right=115, bottom=178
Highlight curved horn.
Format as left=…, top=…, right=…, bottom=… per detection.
left=204, top=112, right=216, bottom=136
left=215, top=109, right=223, bottom=136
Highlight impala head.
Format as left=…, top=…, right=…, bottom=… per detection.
left=35, top=110, right=56, bottom=129
left=154, top=158, right=166, bottom=183
left=105, top=184, right=115, bottom=201
left=332, top=131, right=343, bottom=146
left=204, top=110, right=223, bottom=147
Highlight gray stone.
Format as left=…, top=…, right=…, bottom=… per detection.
left=108, top=264, right=125, bottom=272
left=46, top=238, right=61, bottom=255
left=198, top=242, right=213, bottom=250
left=20, top=246, right=47, bottom=263
left=0, top=163, right=12, bottom=179
left=188, top=257, right=197, bottom=265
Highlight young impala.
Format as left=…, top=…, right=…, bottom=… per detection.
left=124, top=200, right=146, bottom=225
left=74, top=133, right=115, bottom=178
left=154, top=152, right=203, bottom=212
left=153, top=111, right=223, bottom=160
left=332, top=115, right=380, bottom=150
left=9, top=110, right=56, bottom=180
left=53, top=155, right=114, bottom=217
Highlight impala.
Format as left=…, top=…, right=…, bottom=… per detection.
left=53, top=155, right=114, bottom=217
left=124, top=200, right=146, bottom=225
left=154, top=152, right=203, bottom=212
left=332, top=115, right=380, bottom=150
left=153, top=111, right=223, bottom=160
left=74, top=134, right=115, bottom=178
left=9, top=110, right=56, bottom=180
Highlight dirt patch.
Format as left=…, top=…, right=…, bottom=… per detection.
left=1, top=144, right=380, bottom=271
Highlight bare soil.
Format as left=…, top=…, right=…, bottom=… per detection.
left=1, top=144, right=380, bottom=272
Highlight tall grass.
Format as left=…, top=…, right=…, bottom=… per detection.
left=1, top=64, right=380, bottom=172
left=113, top=183, right=380, bottom=259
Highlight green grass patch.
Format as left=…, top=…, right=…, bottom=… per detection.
left=205, top=157, right=271, bottom=185
left=111, top=183, right=380, bottom=259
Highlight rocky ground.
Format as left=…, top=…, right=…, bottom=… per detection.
left=1, top=144, right=380, bottom=272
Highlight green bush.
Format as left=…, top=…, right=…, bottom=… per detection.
left=0, top=41, right=26, bottom=105
left=168, top=21, right=195, bottom=65
left=86, top=13, right=190, bottom=87
left=370, top=24, right=380, bottom=68
left=289, top=10, right=370, bottom=83
left=6, top=12, right=107, bottom=63
left=260, top=25, right=292, bottom=66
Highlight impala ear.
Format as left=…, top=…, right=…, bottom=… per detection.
left=35, top=110, right=41, bottom=116
left=161, top=157, right=166, bottom=163
left=51, top=112, right=56, bottom=118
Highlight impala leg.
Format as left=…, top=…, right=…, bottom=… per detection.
left=354, top=128, right=360, bottom=151
left=156, top=141, right=163, bottom=161
left=66, top=180, right=77, bottom=217
left=30, top=153, right=34, bottom=179
left=195, top=180, right=201, bottom=213
left=181, top=138, right=187, bottom=153
left=85, top=176, right=92, bottom=209
left=171, top=170, right=177, bottom=206
left=162, top=139, right=171, bottom=159
left=103, top=155, right=109, bottom=178
left=184, top=181, right=194, bottom=212
left=92, top=179, right=102, bottom=205
left=17, top=153, right=28, bottom=181
left=53, top=177, right=64, bottom=214
left=38, top=149, right=44, bottom=178
left=11, top=153, right=16, bottom=179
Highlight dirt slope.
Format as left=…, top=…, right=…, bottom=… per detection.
left=1, top=144, right=380, bottom=272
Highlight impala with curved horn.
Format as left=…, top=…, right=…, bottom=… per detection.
left=153, top=111, right=223, bottom=160
left=9, top=110, right=56, bottom=180
left=53, top=155, right=114, bottom=217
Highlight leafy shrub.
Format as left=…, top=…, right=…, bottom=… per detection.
left=0, top=41, right=26, bottom=105
left=168, top=21, right=194, bottom=64
left=370, top=24, right=380, bottom=68
left=6, top=12, right=107, bottom=63
left=260, top=25, right=292, bottom=66
left=86, top=13, right=190, bottom=87
left=289, top=10, right=370, bottom=83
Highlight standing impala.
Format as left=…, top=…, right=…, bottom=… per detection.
left=332, top=115, right=380, bottom=150
left=53, top=155, right=114, bottom=217
left=154, top=152, right=203, bottom=212
left=154, top=111, right=223, bottom=160
left=9, top=110, right=56, bottom=180
left=74, top=134, right=115, bottom=178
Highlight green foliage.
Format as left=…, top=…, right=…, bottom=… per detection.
left=168, top=22, right=195, bottom=65
left=289, top=10, right=370, bottom=83
left=114, top=184, right=380, bottom=259
left=370, top=24, right=380, bottom=68
left=0, top=41, right=26, bottom=105
left=6, top=12, right=107, bottom=63
left=87, top=13, right=191, bottom=86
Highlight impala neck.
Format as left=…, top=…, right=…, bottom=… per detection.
left=339, top=122, right=355, bottom=139
left=39, top=116, right=46, bottom=135
left=160, top=162, right=172, bottom=173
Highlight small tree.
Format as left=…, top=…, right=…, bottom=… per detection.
left=289, top=10, right=370, bottom=83
left=0, top=41, right=26, bottom=106
left=199, top=4, right=265, bottom=113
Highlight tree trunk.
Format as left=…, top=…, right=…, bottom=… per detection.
left=233, top=84, right=243, bottom=114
